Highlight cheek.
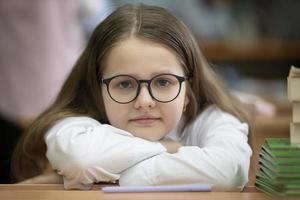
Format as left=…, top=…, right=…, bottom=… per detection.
left=161, top=93, right=186, bottom=127
left=102, top=91, right=126, bottom=127
left=104, top=103, right=128, bottom=128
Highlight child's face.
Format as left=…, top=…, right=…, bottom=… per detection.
left=101, top=37, right=189, bottom=141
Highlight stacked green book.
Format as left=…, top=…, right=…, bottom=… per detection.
left=255, top=138, right=300, bottom=199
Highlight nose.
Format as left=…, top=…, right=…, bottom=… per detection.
left=133, top=85, right=156, bottom=109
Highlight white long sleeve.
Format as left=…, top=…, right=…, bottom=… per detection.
left=119, top=106, right=252, bottom=190
left=45, top=117, right=166, bottom=189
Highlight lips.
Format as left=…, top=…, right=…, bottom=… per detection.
left=129, top=116, right=161, bottom=125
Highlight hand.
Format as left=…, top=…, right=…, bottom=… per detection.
left=159, top=137, right=182, bottom=153
left=19, top=171, right=63, bottom=184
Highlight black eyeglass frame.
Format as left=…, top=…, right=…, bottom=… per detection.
left=100, top=73, right=188, bottom=104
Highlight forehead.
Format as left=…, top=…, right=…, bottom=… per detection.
left=102, top=37, right=184, bottom=78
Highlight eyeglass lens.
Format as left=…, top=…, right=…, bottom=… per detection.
left=107, top=74, right=182, bottom=103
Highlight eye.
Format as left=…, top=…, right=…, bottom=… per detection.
left=154, top=78, right=172, bottom=88
left=156, top=79, right=170, bottom=87
left=118, top=80, right=133, bottom=89
left=110, top=75, right=137, bottom=91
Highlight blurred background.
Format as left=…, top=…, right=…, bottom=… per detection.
left=0, top=0, right=299, bottom=184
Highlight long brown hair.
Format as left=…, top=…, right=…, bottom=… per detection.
left=12, top=4, right=249, bottom=181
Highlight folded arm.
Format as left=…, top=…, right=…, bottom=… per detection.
left=119, top=108, right=252, bottom=190
left=45, top=117, right=166, bottom=189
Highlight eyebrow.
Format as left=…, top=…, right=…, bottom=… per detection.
left=104, top=69, right=182, bottom=79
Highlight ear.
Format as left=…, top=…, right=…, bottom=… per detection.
left=183, top=94, right=190, bottom=112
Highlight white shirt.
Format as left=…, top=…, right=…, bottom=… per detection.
left=45, top=105, right=252, bottom=190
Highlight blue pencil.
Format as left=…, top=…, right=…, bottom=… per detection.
left=102, top=185, right=211, bottom=193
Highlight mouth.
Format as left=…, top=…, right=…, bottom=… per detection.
left=129, top=116, right=161, bottom=125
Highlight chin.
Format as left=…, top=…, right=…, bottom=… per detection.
left=130, top=128, right=164, bottom=141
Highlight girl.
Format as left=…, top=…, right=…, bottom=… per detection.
left=12, top=4, right=252, bottom=190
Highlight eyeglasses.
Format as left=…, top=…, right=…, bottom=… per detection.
left=101, top=74, right=188, bottom=104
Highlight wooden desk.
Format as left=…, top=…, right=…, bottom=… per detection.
left=0, top=184, right=272, bottom=200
